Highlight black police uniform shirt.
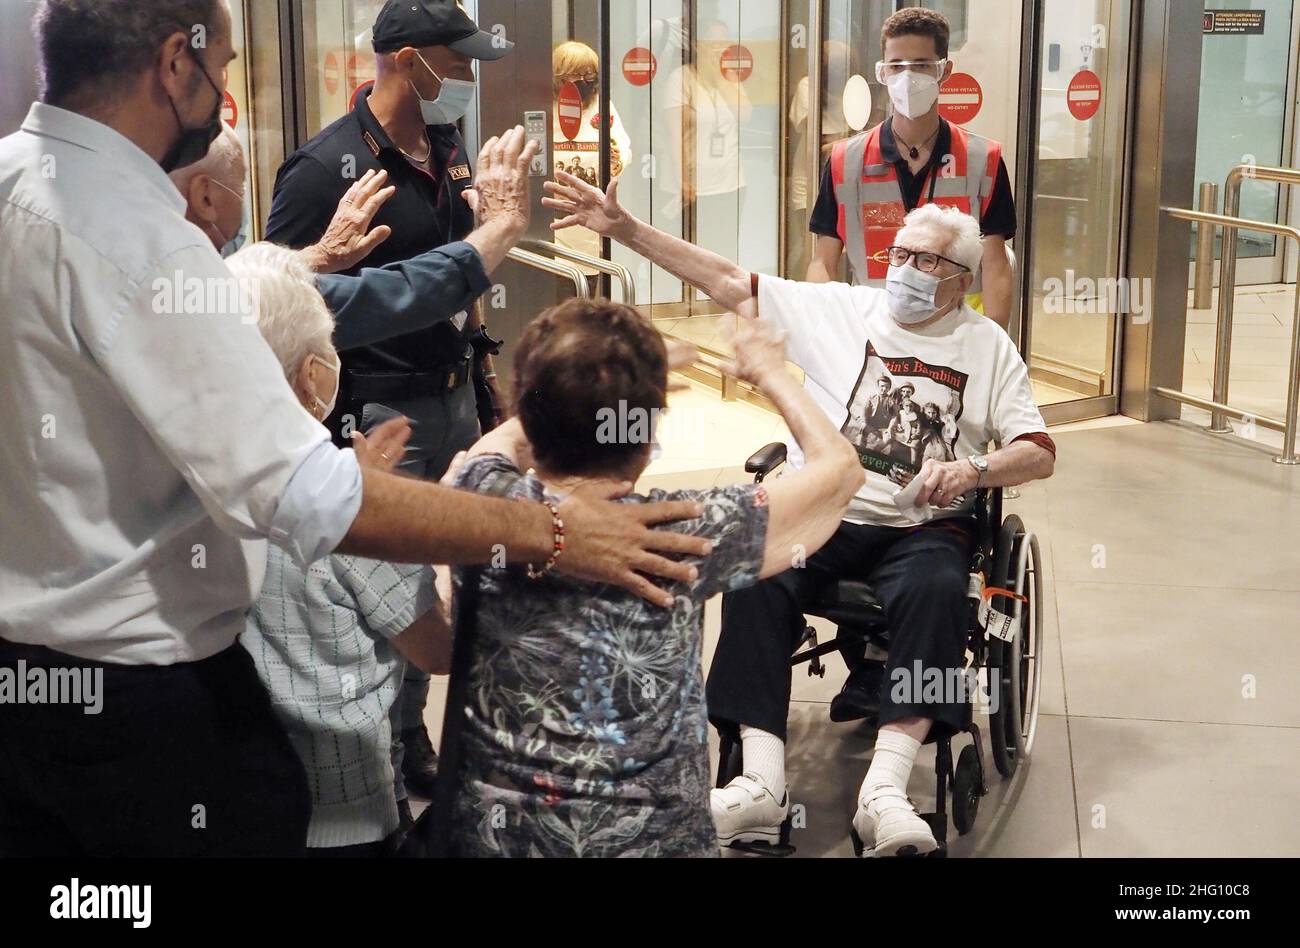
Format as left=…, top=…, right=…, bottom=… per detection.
left=266, top=87, right=477, bottom=374
left=810, top=117, right=1017, bottom=242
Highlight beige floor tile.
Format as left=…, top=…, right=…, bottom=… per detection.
left=1056, top=582, right=1300, bottom=727
left=1071, top=716, right=1300, bottom=857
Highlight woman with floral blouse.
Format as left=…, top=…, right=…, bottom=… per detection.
left=447, top=299, right=861, bottom=857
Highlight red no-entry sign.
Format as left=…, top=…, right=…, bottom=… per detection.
left=349, top=81, right=374, bottom=114
left=557, top=81, right=583, bottom=140
left=622, top=47, right=657, bottom=86
left=938, top=72, right=983, bottom=124
left=1068, top=70, right=1102, bottom=121
left=222, top=91, right=238, bottom=128
left=324, top=51, right=340, bottom=96
left=720, top=45, right=754, bottom=83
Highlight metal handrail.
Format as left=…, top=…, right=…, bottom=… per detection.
left=504, top=247, right=589, bottom=298
left=1158, top=201, right=1300, bottom=465
left=518, top=239, right=638, bottom=303
left=1213, top=164, right=1300, bottom=434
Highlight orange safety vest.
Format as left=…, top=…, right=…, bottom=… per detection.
left=831, top=122, right=1001, bottom=289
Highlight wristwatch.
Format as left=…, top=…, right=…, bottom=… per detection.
left=967, top=455, right=990, bottom=489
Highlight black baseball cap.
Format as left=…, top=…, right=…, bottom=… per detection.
left=372, top=0, right=514, bottom=60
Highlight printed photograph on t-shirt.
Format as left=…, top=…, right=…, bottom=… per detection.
left=841, top=341, right=969, bottom=486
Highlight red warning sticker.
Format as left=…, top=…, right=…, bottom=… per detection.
left=349, top=80, right=374, bottom=114
left=938, top=72, right=983, bottom=124
left=720, top=45, right=754, bottom=83
left=1067, top=70, right=1102, bottom=121
left=324, top=51, right=340, bottom=96
left=557, top=81, right=583, bottom=140
left=222, top=90, right=238, bottom=128
left=622, top=47, right=657, bottom=86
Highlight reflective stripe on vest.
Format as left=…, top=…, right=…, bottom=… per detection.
left=832, top=123, right=1000, bottom=289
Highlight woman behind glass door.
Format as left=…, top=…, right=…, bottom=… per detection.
left=552, top=40, right=633, bottom=288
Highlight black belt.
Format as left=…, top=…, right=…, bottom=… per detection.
left=346, top=361, right=473, bottom=402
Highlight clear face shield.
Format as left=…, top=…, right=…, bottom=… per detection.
left=874, top=59, right=948, bottom=84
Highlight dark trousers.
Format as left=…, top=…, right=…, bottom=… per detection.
left=706, top=520, right=975, bottom=744
left=362, top=384, right=482, bottom=798
left=0, top=638, right=310, bottom=857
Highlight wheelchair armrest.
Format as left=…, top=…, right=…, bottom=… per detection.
left=745, top=443, right=788, bottom=482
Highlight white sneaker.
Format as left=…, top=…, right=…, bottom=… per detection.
left=711, top=772, right=789, bottom=847
left=851, top=789, right=938, bottom=858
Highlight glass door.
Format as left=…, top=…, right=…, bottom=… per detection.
left=1192, top=0, right=1299, bottom=287
left=1022, top=0, right=1132, bottom=417
left=603, top=0, right=785, bottom=353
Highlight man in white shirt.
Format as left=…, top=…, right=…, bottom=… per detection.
left=0, top=0, right=710, bottom=857
left=544, top=174, right=1056, bottom=857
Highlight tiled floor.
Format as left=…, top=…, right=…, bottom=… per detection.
left=425, top=379, right=1300, bottom=858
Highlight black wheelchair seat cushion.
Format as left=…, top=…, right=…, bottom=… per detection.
left=806, top=580, right=887, bottom=628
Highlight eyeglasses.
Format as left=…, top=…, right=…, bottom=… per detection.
left=875, top=59, right=947, bottom=82
left=887, top=246, right=970, bottom=274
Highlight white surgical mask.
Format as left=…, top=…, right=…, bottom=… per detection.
left=886, top=69, right=942, bottom=120
left=885, top=263, right=962, bottom=325
left=412, top=52, right=476, bottom=126
left=310, top=353, right=342, bottom=419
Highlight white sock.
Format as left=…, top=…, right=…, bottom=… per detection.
left=739, top=726, right=786, bottom=795
left=859, top=730, right=922, bottom=812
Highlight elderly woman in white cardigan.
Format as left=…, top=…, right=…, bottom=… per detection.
left=229, top=243, right=450, bottom=858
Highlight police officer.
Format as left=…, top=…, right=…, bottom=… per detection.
left=806, top=7, right=1017, bottom=330
left=266, top=0, right=514, bottom=813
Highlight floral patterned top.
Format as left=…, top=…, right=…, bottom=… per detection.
left=450, top=455, right=770, bottom=857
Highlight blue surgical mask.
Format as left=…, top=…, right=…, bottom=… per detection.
left=209, top=176, right=249, bottom=257
left=885, top=263, right=962, bottom=325
left=412, top=52, right=477, bottom=126
left=215, top=215, right=249, bottom=258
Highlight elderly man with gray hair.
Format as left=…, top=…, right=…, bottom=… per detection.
left=546, top=174, right=1057, bottom=857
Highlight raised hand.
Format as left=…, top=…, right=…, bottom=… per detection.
left=304, top=169, right=396, bottom=274
left=720, top=316, right=789, bottom=388
left=542, top=171, right=635, bottom=240
left=467, top=125, right=539, bottom=237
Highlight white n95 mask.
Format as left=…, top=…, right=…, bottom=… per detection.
left=885, top=264, right=960, bottom=325
left=886, top=69, right=942, bottom=120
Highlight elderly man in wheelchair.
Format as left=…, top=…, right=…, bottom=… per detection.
left=543, top=174, right=1056, bottom=858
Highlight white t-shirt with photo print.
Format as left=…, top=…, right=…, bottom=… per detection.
left=756, top=274, right=1048, bottom=528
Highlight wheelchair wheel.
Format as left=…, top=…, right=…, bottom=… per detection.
left=987, top=516, right=1044, bottom=778
left=951, top=744, right=981, bottom=835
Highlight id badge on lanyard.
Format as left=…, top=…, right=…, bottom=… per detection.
left=710, top=131, right=726, bottom=159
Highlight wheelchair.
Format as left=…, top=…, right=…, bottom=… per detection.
left=715, top=443, right=1044, bottom=857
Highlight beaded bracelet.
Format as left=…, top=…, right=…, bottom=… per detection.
left=527, top=500, right=566, bottom=580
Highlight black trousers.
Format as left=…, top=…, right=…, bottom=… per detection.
left=706, top=520, right=975, bottom=743
left=0, top=638, right=311, bottom=857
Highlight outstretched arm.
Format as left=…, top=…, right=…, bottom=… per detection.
left=543, top=171, right=755, bottom=318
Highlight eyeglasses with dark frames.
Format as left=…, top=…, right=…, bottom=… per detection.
left=886, top=246, right=971, bottom=274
